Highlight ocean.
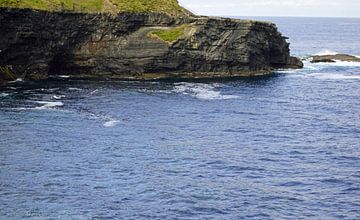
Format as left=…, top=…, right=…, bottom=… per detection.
left=1, top=17, right=360, bottom=219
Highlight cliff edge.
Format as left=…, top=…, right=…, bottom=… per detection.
left=0, top=1, right=302, bottom=81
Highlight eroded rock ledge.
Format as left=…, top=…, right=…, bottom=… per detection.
left=0, top=8, right=302, bottom=81
left=311, top=54, right=360, bottom=63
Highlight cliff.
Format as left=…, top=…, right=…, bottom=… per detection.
left=0, top=0, right=190, bottom=16
left=0, top=7, right=302, bottom=81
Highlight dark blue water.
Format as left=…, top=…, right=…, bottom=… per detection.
left=1, top=18, right=360, bottom=219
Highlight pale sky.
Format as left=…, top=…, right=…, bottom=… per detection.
left=179, top=0, right=360, bottom=17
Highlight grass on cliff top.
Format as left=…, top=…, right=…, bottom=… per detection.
left=0, top=0, right=103, bottom=12
left=0, top=0, right=187, bottom=15
left=150, top=25, right=187, bottom=43
left=111, top=0, right=186, bottom=16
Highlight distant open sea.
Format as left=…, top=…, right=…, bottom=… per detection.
left=1, top=17, right=360, bottom=219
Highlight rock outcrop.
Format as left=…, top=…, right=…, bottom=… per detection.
left=0, top=8, right=302, bottom=81
left=311, top=54, right=360, bottom=63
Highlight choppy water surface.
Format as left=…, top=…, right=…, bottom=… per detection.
left=1, top=18, right=360, bottom=219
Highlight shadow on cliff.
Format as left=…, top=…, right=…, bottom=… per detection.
left=0, top=8, right=179, bottom=80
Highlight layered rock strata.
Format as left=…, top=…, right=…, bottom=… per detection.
left=0, top=8, right=302, bottom=81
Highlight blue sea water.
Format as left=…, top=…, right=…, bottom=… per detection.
left=1, top=17, right=360, bottom=219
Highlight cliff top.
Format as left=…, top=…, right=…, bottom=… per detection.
left=0, top=0, right=189, bottom=16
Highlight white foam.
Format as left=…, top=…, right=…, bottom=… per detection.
left=8, top=78, right=24, bottom=83
left=35, top=101, right=64, bottom=109
left=68, top=88, right=83, bottom=91
left=277, top=68, right=302, bottom=74
left=314, top=50, right=339, bottom=56
left=307, top=73, right=360, bottom=80
left=84, top=112, right=121, bottom=127
left=0, top=93, right=9, bottom=97
left=333, top=60, right=360, bottom=66
left=103, top=119, right=120, bottom=127
left=11, top=107, right=30, bottom=111
left=311, top=60, right=360, bottom=67
left=53, top=95, right=66, bottom=100
left=90, top=89, right=99, bottom=95
left=173, top=83, right=238, bottom=100
left=58, top=75, right=70, bottom=78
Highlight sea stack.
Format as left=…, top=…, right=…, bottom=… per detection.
left=0, top=0, right=303, bottom=81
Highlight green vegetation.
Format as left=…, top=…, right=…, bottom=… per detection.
left=0, top=65, right=17, bottom=80
left=0, top=0, right=187, bottom=15
left=0, top=0, right=103, bottom=12
left=111, top=0, right=186, bottom=16
left=150, top=25, right=187, bottom=43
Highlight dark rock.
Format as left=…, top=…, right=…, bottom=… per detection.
left=0, top=8, right=302, bottom=81
left=286, top=56, right=304, bottom=68
left=311, top=54, right=360, bottom=63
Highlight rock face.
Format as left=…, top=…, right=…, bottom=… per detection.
left=0, top=8, right=302, bottom=81
left=311, top=54, right=360, bottom=63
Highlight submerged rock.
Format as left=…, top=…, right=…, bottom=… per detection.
left=311, top=54, right=360, bottom=63
left=0, top=8, right=302, bottom=81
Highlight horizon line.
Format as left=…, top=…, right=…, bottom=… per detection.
left=204, top=15, right=360, bottom=19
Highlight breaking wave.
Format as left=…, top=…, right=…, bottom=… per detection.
left=103, top=119, right=120, bottom=128
left=0, top=93, right=10, bottom=97
left=311, top=61, right=360, bottom=67
left=35, top=101, right=64, bottom=110
left=173, top=83, right=239, bottom=100
left=68, top=88, right=83, bottom=91
left=58, top=75, right=71, bottom=78
left=53, top=95, right=66, bottom=100
left=306, top=73, right=360, bottom=80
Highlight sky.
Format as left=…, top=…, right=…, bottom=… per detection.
left=178, top=0, right=360, bottom=17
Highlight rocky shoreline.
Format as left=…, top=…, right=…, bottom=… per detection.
left=0, top=8, right=302, bottom=82
left=311, top=54, right=360, bottom=63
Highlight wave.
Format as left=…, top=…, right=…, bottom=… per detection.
left=103, top=119, right=120, bottom=128
left=173, top=83, right=238, bottom=100
left=90, top=89, right=100, bottom=95
left=53, top=95, right=66, bottom=100
left=332, top=60, right=360, bottom=66
left=0, top=93, right=9, bottom=97
left=12, top=107, right=31, bottom=111
left=78, top=110, right=120, bottom=128
left=68, top=88, right=83, bottom=91
left=278, top=60, right=318, bottom=73
left=35, top=101, right=64, bottom=110
left=58, top=75, right=70, bottom=78
left=306, top=73, right=360, bottom=80
left=8, top=78, right=24, bottom=83
left=50, top=75, right=71, bottom=79
left=311, top=61, right=360, bottom=67
left=302, top=59, right=360, bottom=72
